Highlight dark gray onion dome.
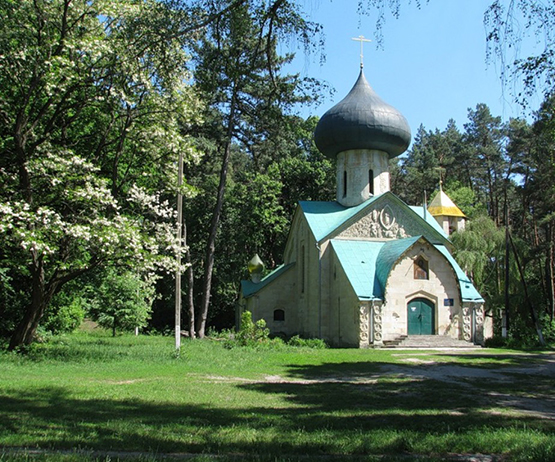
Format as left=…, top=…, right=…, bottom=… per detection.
left=314, top=70, right=411, bottom=159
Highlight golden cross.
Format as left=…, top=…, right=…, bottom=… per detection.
left=352, top=35, right=372, bottom=68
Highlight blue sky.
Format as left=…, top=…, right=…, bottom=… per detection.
left=288, top=0, right=539, bottom=144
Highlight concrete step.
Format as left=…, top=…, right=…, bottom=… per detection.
left=383, top=335, right=481, bottom=349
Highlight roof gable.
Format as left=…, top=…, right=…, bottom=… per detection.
left=301, top=192, right=449, bottom=245
left=241, top=263, right=295, bottom=298
left=435, top=245, right=484, bottom=302
left=331, top=236, right=483, bottom=303
left=299, top=196, right=380, bottom=242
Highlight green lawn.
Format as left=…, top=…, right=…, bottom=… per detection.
left=1, top=332, right=554, bottom=461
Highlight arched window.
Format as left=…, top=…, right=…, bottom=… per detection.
left=369, top=169, right=374, bottom=195
left=414, top=256, right=429, bottom=280
left=273, top=309, right=285, bottom=322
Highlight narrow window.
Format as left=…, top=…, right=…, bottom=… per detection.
left=414, top=256, right=429, bottom=280
left=274, top=309, right=285, bottom=322
left=301, top=245, right=305, bottom=293
left=369, top=169, right=374, bottom=195
left=343, top=171, right=347, bottom=197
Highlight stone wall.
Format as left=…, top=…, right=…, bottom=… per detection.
left=328, top=250, right=361, bottom=347
left=246, top=266, right=298, bottom=337
left=381, top=241, right=462, bottom=341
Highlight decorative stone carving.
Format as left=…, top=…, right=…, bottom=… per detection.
left=373, top=304, right=383, bottom=343
left=462, top=305, right=472, bottom=342
left=359, top=305, right=369, bottom=347
left=474, top=303, right=484, bottom=344
left=338, top=202, right=424, bottom=240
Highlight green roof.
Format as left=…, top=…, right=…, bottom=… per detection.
left=409, top=205, right=449, bottom=238
left=241, top=263, right=295, bottom=298
left=331, top=239, right=384, bottom=299
left=375, top=236, right=422, bottom=291
left=331, top=236, right=483, bottom=303
left=299, top=197, right=380, bottom=242
left=300, top=193, right=449, bottom=245
left=332, top=236, right=421, bottom=300
left=436, top=245, right=484, bottom=302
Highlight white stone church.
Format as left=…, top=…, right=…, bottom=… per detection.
left=240, top=67, right=491, bottom=347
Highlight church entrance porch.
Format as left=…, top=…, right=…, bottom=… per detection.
left=407, top=298, right=435, bottom=335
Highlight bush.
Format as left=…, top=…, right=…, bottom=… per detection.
left=287, top=335, right=327, bottom=349
left=223, top=311, right=329, bottom=350
left=87, top=269, right=154, bottom=336
left=234, top=310, right=270, bottom=347
left=484, top=335, right=507, bottom=348
left=42, top=296, right=85, bottom=335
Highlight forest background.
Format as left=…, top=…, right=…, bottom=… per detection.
left=1, top=0, right=555, bottom=351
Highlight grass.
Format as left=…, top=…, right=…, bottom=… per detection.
left=1, top=331, right=554, bottom=461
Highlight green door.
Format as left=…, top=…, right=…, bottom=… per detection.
left=407, top=298, right=435, bottom=335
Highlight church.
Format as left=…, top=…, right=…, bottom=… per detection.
left=240, top=64, right=491, bottom=347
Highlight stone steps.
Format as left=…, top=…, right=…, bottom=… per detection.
left=382, top=335, right=481, bottom=349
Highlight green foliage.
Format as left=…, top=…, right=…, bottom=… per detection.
left=223, top=312, right=328, bottom=350
left=287, top=335, right=327, bottom=349
left=484, top=0, right=555, bottom=105
left=42, top=294, right=85, bottom=335
left=87, top=269, right=154, bottom=336
left=234, top=310, right=271, bottom=347
left=0, top=0, right=202, bottom=348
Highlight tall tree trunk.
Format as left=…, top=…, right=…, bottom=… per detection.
left=504, top=198, right=510, bottom=336
left=8, top=257, right=55, bottom=350
left=186, top=260, right=195, bottom=338
left=548, top=223, right=555, bottom=321
left=184, top=221, right=195, bottom=338
left=196, top=89, right=238, bottom=338
left=509, top=231, right=546, bottom=346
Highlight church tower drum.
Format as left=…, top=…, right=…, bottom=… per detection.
left=314, top=69, right=411, bottom=207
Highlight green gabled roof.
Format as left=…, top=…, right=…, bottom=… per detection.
left=241, top=262, right=295, bottom=298
left=375, top=236, right=422, bottom=292
left=300, top=193, right=449, bottom=245
left=331, top=236, right=421, bottom=300
left=409, top=205, right=449, bottom=239
left=436, top=245, right=484, bottom=302
left=300, top=196, right=381, bottom=242
left=331, top=236, right=484, bottom=303
left=331, top=240, right=384, bottom=300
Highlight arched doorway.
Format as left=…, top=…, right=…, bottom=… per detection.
left=407, top=298, right=435, bottom=335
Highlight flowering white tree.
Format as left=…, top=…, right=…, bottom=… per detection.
left=0, top=0, right=201, bottom=349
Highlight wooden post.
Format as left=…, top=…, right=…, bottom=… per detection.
left=175, top=150, right=184, bottom=351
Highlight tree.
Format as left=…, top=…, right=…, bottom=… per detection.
left=190, top=0, right=322, bottom=338
left=462, top=104, right=507, bottom=225
left=484, top=0, right=555, bottom=106
left=393, top=120, right=463, bottom=205
left=88, top=269, right=155, bottom=336
left=520, top=94, right=555, bottom=323
left=176, top=113, right=334, bottom=335
left=451, top=215, right=507, bottom=316
left=0, top=0, right=200, bottom=349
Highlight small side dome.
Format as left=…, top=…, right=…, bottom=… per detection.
left=314, top=70, right=411, bottom=159
left=248, top=254, right=265, bottom=283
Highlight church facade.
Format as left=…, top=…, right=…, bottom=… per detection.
left=240, top=68, right=490, bottom=347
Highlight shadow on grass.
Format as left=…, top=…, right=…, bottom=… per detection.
left=2, top=357, right=555, bottom=459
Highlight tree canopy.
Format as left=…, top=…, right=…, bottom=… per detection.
left=2, top=0, right=555, bottom=348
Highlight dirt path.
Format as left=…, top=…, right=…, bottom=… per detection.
left=386, top=351, right=555, bottom=420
